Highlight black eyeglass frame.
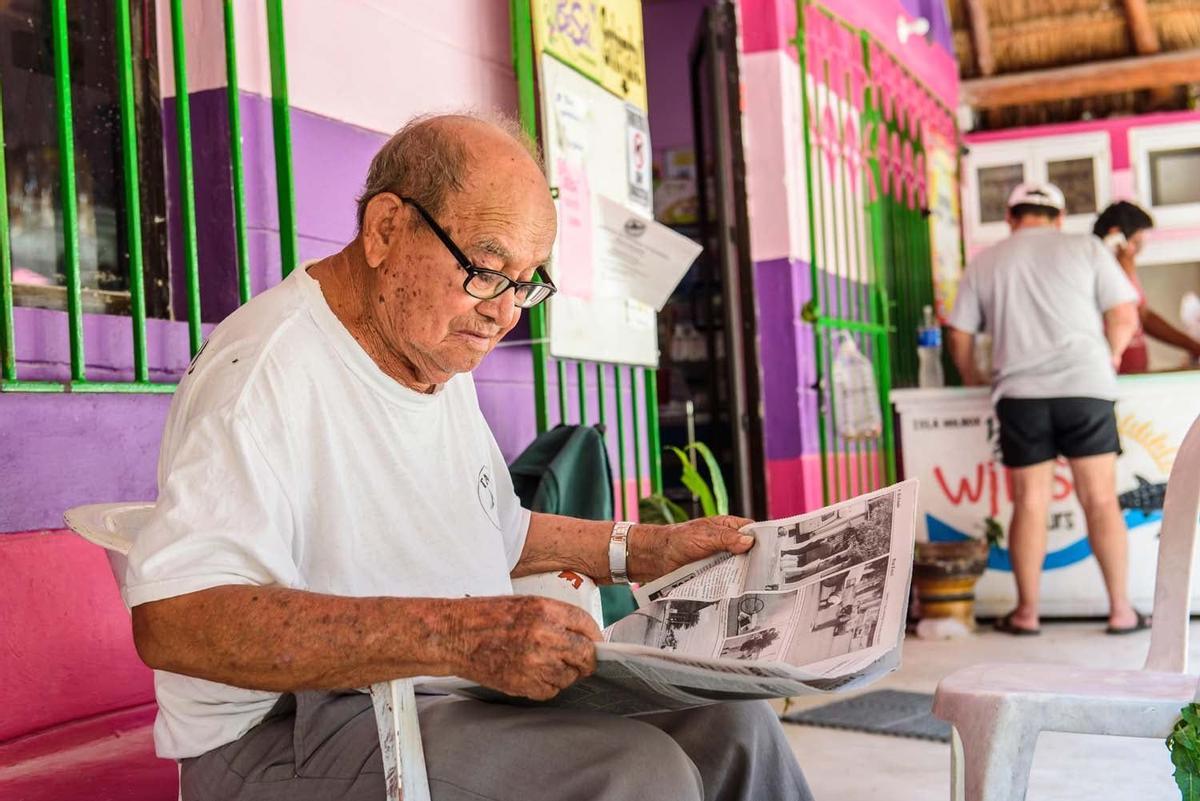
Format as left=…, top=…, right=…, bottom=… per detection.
left=400, top=196, right=557, bottom=309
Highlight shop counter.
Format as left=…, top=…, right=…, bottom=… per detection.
left=892, top=371, right=1200, bottom=617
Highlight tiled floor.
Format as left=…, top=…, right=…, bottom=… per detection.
left=775, top=620, right=1193, bottom=800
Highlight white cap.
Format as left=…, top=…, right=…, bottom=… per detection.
left=1007, top=182, right=1066, bottom=212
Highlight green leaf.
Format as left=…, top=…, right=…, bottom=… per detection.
left=1184, top=705, right=1200, bottom=730
left=1168, top=704, right=1200, bottom=800
left=669, top=446, right=716, bottom=517
left=638, top=493, right=689, bottom=525
left=687, top=442, right=729, bottom=516
left=1174, top=760, right=1200, bottom=801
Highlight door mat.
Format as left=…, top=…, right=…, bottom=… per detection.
left=781, top=689, right=950, bottom=742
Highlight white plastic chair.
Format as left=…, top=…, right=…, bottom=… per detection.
left=64, top=503, right=604, bottom=801
left=932, top=412, right=1200, bottom=801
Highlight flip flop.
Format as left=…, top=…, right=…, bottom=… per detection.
left=993, top=612, right=1041, bottom=636
left=1106, top=610, right=1152, bottom=635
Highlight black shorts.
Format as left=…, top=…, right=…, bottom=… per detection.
left=994, top=397, right=1121, bottom=468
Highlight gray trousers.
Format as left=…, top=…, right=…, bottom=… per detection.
left=180, top=691, right=813, bottom=801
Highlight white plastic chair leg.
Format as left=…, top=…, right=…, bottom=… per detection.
left=950, top=727, right=965, bottom=801
left=953, top=708, right=1039, bottom=801
left=369, top=679, right=431, bottom=801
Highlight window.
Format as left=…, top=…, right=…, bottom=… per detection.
left=976, top=163, right=1024, bottom=224
left=1046, top=157, right=1097, bottom=216
left=965, top=131, right=1111, bottom=250
left=1, top=0, right=168, bottom=316
left=1149, top=147, right=1200, bottom=207
left=1130, top=121, right=1200, bottom=229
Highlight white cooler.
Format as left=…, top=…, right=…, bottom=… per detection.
left=892, top=372, right=1200, bottom=617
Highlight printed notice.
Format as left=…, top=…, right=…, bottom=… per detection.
left=593, top=194, right=702, bottom=311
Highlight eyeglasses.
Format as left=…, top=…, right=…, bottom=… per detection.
left=401, top=197, right=557, bottom=309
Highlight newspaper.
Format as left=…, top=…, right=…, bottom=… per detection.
left=436, top=480, right=918, bottom=715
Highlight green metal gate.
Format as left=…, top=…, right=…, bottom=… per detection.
left=796, top=1, right=954, bottom=504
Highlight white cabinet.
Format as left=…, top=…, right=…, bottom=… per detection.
left=963, top=132, right=1111, bottom=250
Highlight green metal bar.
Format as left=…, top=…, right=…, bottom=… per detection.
left=51, top=0, right=85, bottom=381
left=822, top=329, right=843, bottom=501
left=823, top=60, right=847, bottom=331
left=0, top=380, right=176, bottom=394
left=556, top=359, right=567, bottom=424
left=861, top=35, right=897, bottom=484
left=169, top=0, right=203, bottom=356
left=0, top=67, right=14, bottom=382
left=629, top=366, right=643, bottom=503
left=838, top=59, right=872, bottom=493
left=265, top=0, right=298, bottom=277
left=858, top=116, right=886, bottom=491
left=115, top=0, right=148, bottom=382
left=795, top=1, right=830, bottom=506
left=812, top=78, right=843, bottom=504
left=510, top=0, right=551, bottom=434
left=645, top=368, right=662, bottom=494
left=614, top=367, right=628, bottom=519
left=67, top=381, right=177, bottom=394
left=576, top=361, right=587, bottom=424
left=829, top=61, right=866, bottom=499
left=595, top=364, right=607, bottom=428
left=224, top=0, right=252, bottom=305
left=0, top=381, right=67, bottom=393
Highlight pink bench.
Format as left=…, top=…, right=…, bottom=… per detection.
left=0, top=530, right=178, bottom=800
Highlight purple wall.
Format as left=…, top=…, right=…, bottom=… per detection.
left=0, top=393, right=173, bottom=532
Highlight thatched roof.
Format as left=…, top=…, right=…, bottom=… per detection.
left=948, top=0, right=1200, bottom=128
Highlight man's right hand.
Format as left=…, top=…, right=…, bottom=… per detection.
left=445, top=595, right=601, bottom=700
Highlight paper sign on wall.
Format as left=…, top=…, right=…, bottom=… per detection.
left=927, top=132, right=963, bottom=323
left=593, top=194, right=701, bottom=311
left=531, top=0, right=648, bottom=111
left=626, top=106, right=652, bottom=210
left=554, top=158, right=594, bottom=300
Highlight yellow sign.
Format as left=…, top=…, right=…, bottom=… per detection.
left=532, top=0, right=648, bottom=110
left=926, top=131, right=962, bottom=323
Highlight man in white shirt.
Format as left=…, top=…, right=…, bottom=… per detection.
left=947, top=183, right=1145, bottom=636
left=126, top=113, right=810, bottom=801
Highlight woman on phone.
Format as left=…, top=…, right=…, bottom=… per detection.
left=1093, top=201, right=1200, bottom=372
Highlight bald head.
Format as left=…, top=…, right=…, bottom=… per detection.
left=335, top=112, right=557, bottom=390
left=356, top=113, right=545, bottom=230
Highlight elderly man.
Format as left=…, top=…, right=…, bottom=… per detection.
left=125, top=113, right=811, bottom=801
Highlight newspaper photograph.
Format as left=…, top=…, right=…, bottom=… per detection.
left=436, top=480, right=918, bottom=716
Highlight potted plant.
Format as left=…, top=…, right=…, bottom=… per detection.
left=912, top=516, right=1003, bottom=630
left=640, top=442, right=728, bottom=523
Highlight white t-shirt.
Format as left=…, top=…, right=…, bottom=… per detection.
left=948, top=227, right=1138, bottom=401
left=123, top=267, right=530, bottom=759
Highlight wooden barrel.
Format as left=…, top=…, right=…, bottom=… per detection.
left=913, top=541, right=990, bottom=629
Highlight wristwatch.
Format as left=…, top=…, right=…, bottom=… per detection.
left=609, top=521, right=634, bottom=584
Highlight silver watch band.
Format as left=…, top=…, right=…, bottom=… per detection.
left=609, top=521, right=634, bottom=584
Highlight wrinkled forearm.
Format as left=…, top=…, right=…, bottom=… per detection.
left=513, top=512, right=657, bottom=583
left=132, top=585, right=467, bottom=692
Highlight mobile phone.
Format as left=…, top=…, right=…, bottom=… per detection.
left=1103, top=232, right=1128, bottom=254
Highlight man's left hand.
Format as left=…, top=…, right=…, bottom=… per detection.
left=627, top=516, right=756, bottom=583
